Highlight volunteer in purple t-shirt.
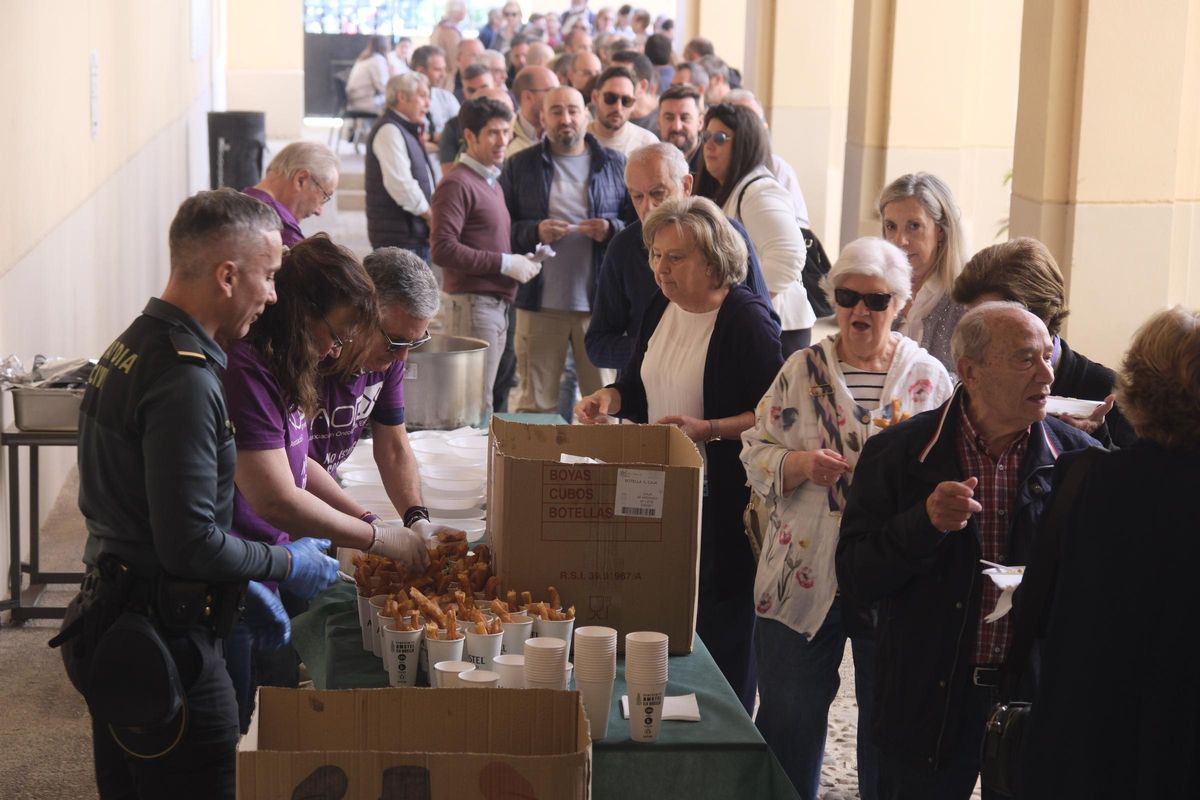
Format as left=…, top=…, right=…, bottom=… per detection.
left=241, top=141, right=340, bottom=247
left=221, top=235, right=430, bottom=731
left=310, top=247, right=464, bottom=540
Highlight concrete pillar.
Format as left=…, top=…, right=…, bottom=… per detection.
left=1010, top=0, right=1200, bottom=366
left=842, top=0, right=1023, bottom=254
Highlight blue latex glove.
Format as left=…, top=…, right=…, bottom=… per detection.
left=281, top=537, right=339, bottom=600
left=242, top=581, right=291, bottom=652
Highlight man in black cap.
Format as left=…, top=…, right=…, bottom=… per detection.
left=56, top=188, right=339, bottom=799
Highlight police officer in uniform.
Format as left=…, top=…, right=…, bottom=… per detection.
left=55, top=189, right=339, bottom=799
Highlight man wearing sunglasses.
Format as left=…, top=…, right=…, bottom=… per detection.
left=587, top=65, right=659, bottom=157
left=242, top=141, right=339, bottom=246
left=310, top=248, right=461, bottom=543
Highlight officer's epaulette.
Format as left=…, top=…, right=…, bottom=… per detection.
left=168, top=330, right=208, bottom=364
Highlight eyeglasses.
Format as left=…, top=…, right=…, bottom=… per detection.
left=321, top=315, right=353, bottom=349
left=382, top=330, right=432, bottom=352
left=504, top=10, right=520, bottom=17
left=700, top=130, right=733, bottom=146
left=601, top=91, right=636, bottom=108
left=834, top=288, right=893, bottom=312
left=311, top=175, right=334, bottom=205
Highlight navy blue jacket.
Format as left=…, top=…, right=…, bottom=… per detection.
left=835, top=387, right=1096, bottom=769
left=585, top=216, right=779, bottom=371
left=613, top=284, right=783, bottom=598
left=499, top=134, right=636, bottom=312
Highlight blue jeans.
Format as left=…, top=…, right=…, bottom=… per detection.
left=754, top=599, right=879, bottom=800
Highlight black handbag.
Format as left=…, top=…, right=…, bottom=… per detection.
left=980, top=447, right=1104, bottom=798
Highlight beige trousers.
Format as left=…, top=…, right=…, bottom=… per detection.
left=514, top=308, right=603, bottom=414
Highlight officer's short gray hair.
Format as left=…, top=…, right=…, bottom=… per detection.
left=168, top=188, right=281, bottom=278
left=363, top=248, right=440, bottom=320
left=625, top=143, right=690, bottom=188
left=265, top=141, right=339, bottom=185
left=386, top=72, right=429, bottom=107
left=951, top=301, right=1030, bottom=366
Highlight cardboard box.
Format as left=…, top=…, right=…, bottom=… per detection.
left=238, top=687, right=590, bottom=799
left=488, top=418, right=703, bottom=655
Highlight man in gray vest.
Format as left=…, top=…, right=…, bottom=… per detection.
left=365, top=73, right=437, bottom=260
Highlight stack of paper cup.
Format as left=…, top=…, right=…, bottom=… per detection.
left=624, top=631, right=669, bottom=743
left=573, top=626, right=617, bottom=739
left=523, top=637, right=569, bottom=689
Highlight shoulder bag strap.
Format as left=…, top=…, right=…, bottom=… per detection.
left=735, top=174, right=774, bottom=223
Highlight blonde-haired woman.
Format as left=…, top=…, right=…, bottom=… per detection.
left=878, top=172, right=967, bottom=374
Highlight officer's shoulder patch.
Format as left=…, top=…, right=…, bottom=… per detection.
left=168, top=330, right=207, bottom=364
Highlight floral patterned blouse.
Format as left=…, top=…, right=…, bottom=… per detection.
left=739, top=333, right=954, bottom=637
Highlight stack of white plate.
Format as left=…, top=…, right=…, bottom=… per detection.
left=337, top=427, right=489, bottom=543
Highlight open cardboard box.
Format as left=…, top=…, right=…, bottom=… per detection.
left=487, top=418, right=703, bottom=655
left=238, top=686, right=590, bottom=799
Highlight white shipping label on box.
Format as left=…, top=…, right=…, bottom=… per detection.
left=613, top=468, right=666, bottom=519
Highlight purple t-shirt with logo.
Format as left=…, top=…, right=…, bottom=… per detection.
left=223, top=340, right=309, bottom=547
left=309, top=360, right=407, bottom=474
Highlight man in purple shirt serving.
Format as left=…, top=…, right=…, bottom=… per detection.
left=242, top=141, right=340, bottom=246
left=312, top=247, right=463, bottom=539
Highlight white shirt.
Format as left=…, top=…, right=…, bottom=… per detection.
left=372, top=114, right=432, bottom=216
left=386, top=52, right=410, bottom=76
left=346, top=54, right=388, bottom=112
left=428, top=87, right=461, bottom=137
left=587, top=120, right=659, bottom=157
left=771, top=154, right=811, bottom=229
left=641, top=303, right=716, bottom=426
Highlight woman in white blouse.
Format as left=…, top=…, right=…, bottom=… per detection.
left=694, top=103, right=816, bottom=357
left=878, top=172, right=968, bottom=375
left=739, top=237, right=954, bottom=800
left=345, top=36, right=391, bottom=113
left=576, top=196, right=783, bottom=714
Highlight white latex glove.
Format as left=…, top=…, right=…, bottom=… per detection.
left=411, top=518, right=467, bottom=544
left=500, top=253, right=543, bottom=284
left=369, top=521, right=431, bottom=570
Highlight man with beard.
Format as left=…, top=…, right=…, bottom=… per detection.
left=657, top=83, right=704, bottom=175
left=500, top=86, right=634, bottom=414
left=587, top=65, right=658, bottom=157
left=507, top=65, right=559, bottom=157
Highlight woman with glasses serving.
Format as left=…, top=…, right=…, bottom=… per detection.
left=221, top=236, right=430, bottom=732
left=739, top=237, right=953, bottom=800
left=310, top=247, right=463, bottom=543
left=695, top=103, right=816, bottom=357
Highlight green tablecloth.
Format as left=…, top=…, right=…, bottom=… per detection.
left=292, top=583, right=798, bottom=799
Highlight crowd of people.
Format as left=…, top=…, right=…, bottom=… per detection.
left=55, top=2, right=1199, bottom=799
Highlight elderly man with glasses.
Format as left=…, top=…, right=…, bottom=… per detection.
left=310, top=247, right=461, bottom=542
left=242, top=141, right=339, bottom=246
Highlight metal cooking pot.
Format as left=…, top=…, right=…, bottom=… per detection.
left=403, top=335, right=488, bottom=430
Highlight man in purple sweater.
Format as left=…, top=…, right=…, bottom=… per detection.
left=432, top=97, right=542, bottom=416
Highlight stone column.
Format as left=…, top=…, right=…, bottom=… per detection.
left=1010, top=0, right=1200, bottom=365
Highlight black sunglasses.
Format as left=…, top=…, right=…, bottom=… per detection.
left=700, top=130, right=732, bottom=146
left=601, top=91, right=635, bottom=108
left=382, top=330, right=432, bottom=352
left=834, top=288, right=893, bottom=312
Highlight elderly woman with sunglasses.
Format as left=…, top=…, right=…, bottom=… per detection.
left=739, top=237, right=953, bottom=800
left=695, top=103, right=816, bottom=357
left=310, top=247, right=463, bottom=543
left=221, top=236, right=430, bottom=733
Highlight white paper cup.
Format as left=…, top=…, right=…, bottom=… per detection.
left=625, top=631, right=669, bottom=683
left=564, top=662, right=574, bottom=690
left=368, top=595, right=391, bottom=657
left=459, top=669, right=500, bottom=688
left=356, top=594, right=374, bottom=651
left=424, top=636, right=465, bottom=683
left=500, top=618, right=534, bottom=655
left=576, top=677, right=615, bottom=739
left=523, top=637, right=568, bottom=685
left=627, top=682, right=667, bottom=742
left=491, top=654, right=526, bottom=688
left=573, top=626, right=617, bottom=680
left=433, top=660, right=475, bottom=688
left=464, top=629, right=504, bottom=669
left=533, top=617, right=575, bottom=646
left=382, top=625, right=423, bottom=688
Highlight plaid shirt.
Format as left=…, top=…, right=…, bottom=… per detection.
left=957, top=411, right=1029, bottom=665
